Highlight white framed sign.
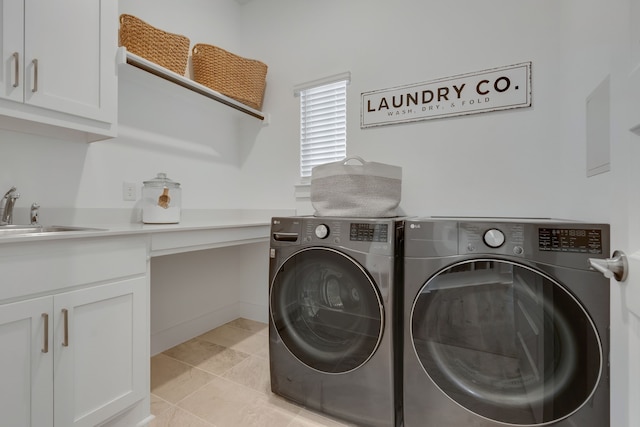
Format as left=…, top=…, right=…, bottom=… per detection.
left=361, top=62, right=532, bottom=128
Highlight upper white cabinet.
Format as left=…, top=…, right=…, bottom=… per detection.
left=0, top=0, right=118, bottom=141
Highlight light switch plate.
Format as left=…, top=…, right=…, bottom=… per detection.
left=123, top=182, right=137, bottom=201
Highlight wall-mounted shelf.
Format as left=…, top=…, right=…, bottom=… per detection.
left=116, top=47, right=266, bottom=121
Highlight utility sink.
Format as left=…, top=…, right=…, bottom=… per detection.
left=0, top=224, right=104, bottom=237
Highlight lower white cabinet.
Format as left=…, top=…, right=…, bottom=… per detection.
left=55, top=277, right=147, bottom=427
left=0, top=237, right=150, bottom=427
left=0, top=296, right=53, bottom=427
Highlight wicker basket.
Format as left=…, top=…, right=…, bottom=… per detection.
left=191, top=43, right=267, bottom=111
left=119, top=14, right=190, bottom=76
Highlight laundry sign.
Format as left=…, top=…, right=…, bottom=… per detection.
left=360, top=62, right=531, bottom=128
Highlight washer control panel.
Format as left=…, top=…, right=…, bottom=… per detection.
left=538, top=227, right=603, bottom=254
left=298, top=218, right=396, bottom=255
left=271, top=217, right=400, bottom=257
left=460, top=222, right=525, bottom=256
left=349, top=222, right=389, bottom=242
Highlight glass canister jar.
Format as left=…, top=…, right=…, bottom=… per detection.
left=142, top=173, right=181, bottom=224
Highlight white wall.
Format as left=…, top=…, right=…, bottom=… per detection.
left=238, top=0, right=612, bottom=222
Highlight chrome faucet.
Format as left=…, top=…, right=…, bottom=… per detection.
left=1, top=186, right=20, bottom=225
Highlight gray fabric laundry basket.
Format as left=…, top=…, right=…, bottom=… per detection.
left=310, top=156, right=402, bottom=217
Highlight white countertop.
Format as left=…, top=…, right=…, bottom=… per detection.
left=0, top=208, right=294, bottom=256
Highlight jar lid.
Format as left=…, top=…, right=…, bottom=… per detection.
left=143, top=172, right=180, bottom=188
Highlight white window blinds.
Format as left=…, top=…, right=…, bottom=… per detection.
left=297, top=74, right=349, bottom=179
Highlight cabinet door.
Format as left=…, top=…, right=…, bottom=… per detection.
left=0, top=296, right=53, bottom=427
left=24, top=0, right=117, bottom=122
left=54, top=277, right=147, bottom=427
left=0, top=0, right=24, bottom=102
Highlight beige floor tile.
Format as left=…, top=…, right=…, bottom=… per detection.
left=227, top=318, right=268, bottom=335
left=178, top=376, right=299, bottom=427
left=150, top=393, right=173, bottom=417
left=151, top=319, right=367, bottom=427
left=198, top=323, right=268, bottom=355
left=164, top=337, right=250, bottom=375
left=150, top=405, right=215, bottom=427
left=151, top=353, right=216, bottom=404
left=236, top=396, right=300, bottom=427
left=252, top=333, right=270, bottom=359
left=221, top=354, right=271, bottom=394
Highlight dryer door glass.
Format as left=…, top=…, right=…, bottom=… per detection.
left=411, top=259, right=602, bottom=425
left=270, top=247, right=384, bottom=374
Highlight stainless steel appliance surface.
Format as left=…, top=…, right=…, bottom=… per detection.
left=269, top=216, right=403, bottom=427
left=403, top=218, right=610, bottom=427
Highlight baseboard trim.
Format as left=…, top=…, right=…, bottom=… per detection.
left=236, top=301, right=268, bottom=323
left=150, top=303, right=239, bottom=355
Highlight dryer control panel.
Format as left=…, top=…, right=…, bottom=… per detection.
left=405, top=218, right=610, bottom=270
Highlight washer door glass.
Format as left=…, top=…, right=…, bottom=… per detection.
left=411, top=259, right=602, bottom=426
left=271, top=247, right=384, bottom=374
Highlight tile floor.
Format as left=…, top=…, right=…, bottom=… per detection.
left=150, top=318, right=356, bottom=427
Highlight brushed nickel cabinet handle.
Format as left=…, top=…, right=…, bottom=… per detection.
left=62, top=308, right=68, bottom=347
left=41, top=313, right=48, bottom=353
left=31, top=59, right=38, bottom=93
left=12, top=52, right=19, bottom=88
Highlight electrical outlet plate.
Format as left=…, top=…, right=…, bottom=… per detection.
left=123, top=182, right=136, bottom=201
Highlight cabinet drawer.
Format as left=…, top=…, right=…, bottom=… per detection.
left=0, top=236, right=148, bottom=302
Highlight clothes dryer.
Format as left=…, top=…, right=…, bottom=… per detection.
left=403, top=218, right=610, bottom=427
left=269, top=216, right=403, bottom=427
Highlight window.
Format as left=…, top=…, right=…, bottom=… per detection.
left=295, top=72, right=350, bottom=180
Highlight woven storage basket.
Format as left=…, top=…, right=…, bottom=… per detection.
left=191, top=43, right=267, bottom=110
left=119, top=14, right=190, bottom=76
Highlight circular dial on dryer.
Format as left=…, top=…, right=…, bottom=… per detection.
left=315, top=224, right=329, bottom=239
left=483, top=228, right=505, bottom=248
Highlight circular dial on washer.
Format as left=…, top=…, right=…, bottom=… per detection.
left=315, top=224, right=329, bottom=239
left=483, top=228, right=505, bottom=248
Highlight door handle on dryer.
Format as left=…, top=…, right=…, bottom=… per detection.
left=588, top=250, right=628, bottom=281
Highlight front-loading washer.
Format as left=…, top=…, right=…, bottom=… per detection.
left=269, top=216, right=403, bottom=427
left=403, top=218, right=610, bottom=427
